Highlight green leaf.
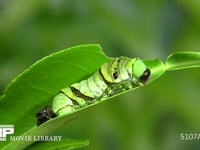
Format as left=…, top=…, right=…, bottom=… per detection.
left=0, top=43, right=165, bottom=149
left=0, top=44, right=110, bottom=149
left=166, top=51, right=200, bottom=71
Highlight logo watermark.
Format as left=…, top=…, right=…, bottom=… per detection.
left=0, top=124, right=62, bottom=142
left=0, top=125, right=14, bottom=141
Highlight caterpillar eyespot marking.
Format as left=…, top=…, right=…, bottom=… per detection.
left=37, top=57, right=151, bottom=126
left=113, top=71, right=118, bottom=79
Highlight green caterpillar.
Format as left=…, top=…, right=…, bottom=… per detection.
left=36, top=57, right=151, bottom=126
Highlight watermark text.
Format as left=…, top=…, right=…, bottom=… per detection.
left=180, top=133, right=200, bottom=141
left=10, top=136, right=62, bottom=141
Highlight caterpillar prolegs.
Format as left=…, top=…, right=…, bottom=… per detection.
left=36, top=57, right=151, bottom=126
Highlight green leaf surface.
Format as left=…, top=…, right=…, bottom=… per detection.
left=0, top=44, right=165, bottom=149
left=0, top=44, right=110, bottom=149
left=166, top=51, right=200, bottom=70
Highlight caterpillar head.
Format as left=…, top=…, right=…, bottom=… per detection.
left=132, top=58, right=151, bottom=84
left=100, top=57, right=150, bottom=85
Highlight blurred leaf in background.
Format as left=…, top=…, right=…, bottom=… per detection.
left=0, top=0, right=200, bottom=150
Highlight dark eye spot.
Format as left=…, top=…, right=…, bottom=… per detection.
left=139, top=68, right=151, bottom=83
left=113, top=72, right=118, bottom=79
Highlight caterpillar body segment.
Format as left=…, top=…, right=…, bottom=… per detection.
left=37, top=57, right=150, bottom=125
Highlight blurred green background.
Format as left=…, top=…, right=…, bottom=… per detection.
left=0, top=0, right=200, bottom=150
